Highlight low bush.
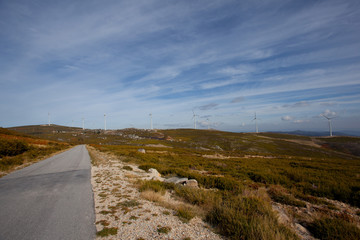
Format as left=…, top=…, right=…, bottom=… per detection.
left=268, top=186, right=306, bottom=208
left=176, top=205, right=195, bottom=223
left=0, top=139, right=29, bottom=157
left=206, top=195, right=298, bottom=240
left=173, top=185, right=220, bottom=208
left=307, top=217, right=360, bottom=240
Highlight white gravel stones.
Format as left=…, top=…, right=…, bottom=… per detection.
left=91, top=150, right=223, bottom=240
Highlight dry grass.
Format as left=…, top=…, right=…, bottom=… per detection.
left=140, top=190, right=165, bottom=202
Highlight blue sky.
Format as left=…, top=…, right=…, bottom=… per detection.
left=1, top=0, right=360, bottom=132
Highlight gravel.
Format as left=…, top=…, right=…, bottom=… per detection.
left=90, top=149, right=223, bottom=240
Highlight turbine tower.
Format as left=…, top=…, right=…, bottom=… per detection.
left=192, top=111, right=198, bottom=129
left=48, top=112, right=51, bottom=126
left=253, top=112, right=258, bottom=133
left=104, top=114, right=107, bottom=131
left=82, top=117, right=85, bottom=130
left=322, top=114, right=335, bottom=136
left=149, top=113, right=153, bottom=130
left=207, top=118, right=210, bottom=130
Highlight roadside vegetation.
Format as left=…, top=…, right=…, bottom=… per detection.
left=86, top=129, right=359, bottom=239
left=9, top=125, right=360, bottom=239
left=0, top=128, right=70, bottom=176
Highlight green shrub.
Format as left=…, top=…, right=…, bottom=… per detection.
left=138, top=180, right=174, bottom=194
left=0, top=139, right=29, bottom=157
left=176, top=205, right=195, bottom=223
left=206, top=195, right=298, bottom=240
left=308, top=217, right=360, bottom=240
left=173, top=185, right=220, bottom=207
left=268, top=186, right=306, bottom=207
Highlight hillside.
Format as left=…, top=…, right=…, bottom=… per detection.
left=0, top=127, right=70, bottom=177
left=8, top=125, right=360, bottom=239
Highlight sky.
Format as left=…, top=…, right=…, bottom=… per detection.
left=1, top=0, right=360, bottom=133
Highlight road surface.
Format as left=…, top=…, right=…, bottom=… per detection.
left=0, top=145, right=95, bottom=240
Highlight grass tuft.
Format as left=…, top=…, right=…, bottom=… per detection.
left=157, top=226, right=171, bottom=234
left=122, top=165, right=133, bottom=171
left=96, top=227, right=118, bottom=237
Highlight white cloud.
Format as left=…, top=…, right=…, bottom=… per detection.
left=321, top=109, right=337, bottom=118
left=281, top=115, right=293, bottom=121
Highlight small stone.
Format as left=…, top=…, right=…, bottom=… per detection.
left=138, top=149, right=146, bottom=153
left=185, top=179, right=198, bottom=187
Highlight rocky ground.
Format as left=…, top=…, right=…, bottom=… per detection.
left=88, top=146, right=223, bottom=240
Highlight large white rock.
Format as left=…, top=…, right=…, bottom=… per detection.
left=147, top=168, right=162, bottom=180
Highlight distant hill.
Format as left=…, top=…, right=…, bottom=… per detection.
left=8, top=125, right=360, bottom=157
left=270, top=130, right=360, bottom=137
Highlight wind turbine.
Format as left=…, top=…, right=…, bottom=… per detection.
left=82, top=117, right=85, bottom=130
left=252, top=112, right=258, bottom=133
left=192, top=111, right=198, bottom=129
left=322, top=114, right=335, bottom=136
left=206, top=118, right=210, bottom=130
left=149, top=113, right=153, bottom=130
left=48, top=112, right=51, bottom=126
left=104, top=114, right=107, bottom=131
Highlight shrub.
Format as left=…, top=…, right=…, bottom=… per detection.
left=307, top=217, right=360, bottom=240
left=0, top=139, right=29, bottom=157
left=268, top=186, right=306, bottom=208
left=138, top=180, right=174, bottom=194
left=206, top=195, right=298, bottom=240
left=176, top=205, right=195, bottom=223
left=173, top=185, right=220, bottom=208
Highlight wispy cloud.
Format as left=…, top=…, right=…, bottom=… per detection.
left=231, top=96, right=245, bottom=103
left=198, top=103, right=219, bottom=111
left=283, top=101, right=310, bottom=108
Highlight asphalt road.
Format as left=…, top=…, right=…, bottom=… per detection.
left=0, top=145, right=95, bottom=240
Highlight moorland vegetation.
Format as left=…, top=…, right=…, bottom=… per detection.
left=0, top=128, right=69, bottom=176
left=9, top=125, right=360, bottom=239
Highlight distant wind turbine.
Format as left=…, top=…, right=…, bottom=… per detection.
left=104, top=114, right=107, bottom=131
left=322, top=114, right=335, bottom=136
left=252, top=112, right=259, bottom=133
left=149, top=113, right=153, bottom=130
left=192, top=111, right=198, bottom=129
left=206, top=118, right=210, bottom=130
left=82, top=117, right=85, bottom=130
left=48, top=112, right=51, bottom=126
